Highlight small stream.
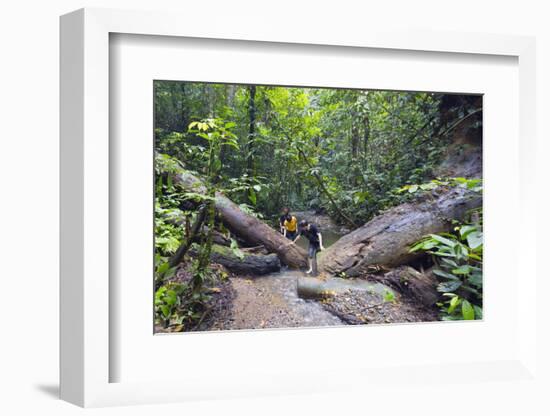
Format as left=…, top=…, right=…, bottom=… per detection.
left=247, top=218, right=346, bottom=327
left=204, top=212, right=436, bottom=331
left=250, top=268, right=343, bottom=327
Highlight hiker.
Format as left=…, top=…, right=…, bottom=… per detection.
left=279, top=207, right=290, bottom=234
left=281, top=210, right=298, bottom=240
left=293, top=220, right=325, bottom=274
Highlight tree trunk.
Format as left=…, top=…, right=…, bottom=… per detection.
left=175, top=171, right=308, bottom=268
left=320, top=186, right=481, bottom=276
left=362, top=114, right=370, bottom=170
left=370, top=266, right=439, bottom=307
left=208, top=244, right=281, bottom=275
left=219, top=84, right=238, bottom=168
left=247, top=85, right=256, bottom=174
left=350, top=119, right=360, bottom=159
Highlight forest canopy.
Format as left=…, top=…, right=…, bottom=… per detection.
left=155, top=82, right=481, bottom=226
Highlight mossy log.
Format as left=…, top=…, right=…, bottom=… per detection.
left=175, top=171, right=308, bottom=268
left=210, top=244, right=281, bottom=275
left=297, top=276, right=394, bottom=300
left=320, top=186, right=481, bottom=276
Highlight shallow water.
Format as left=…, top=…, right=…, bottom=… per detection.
left=252, top=269, right=343, bottom=327
left=252, top=226, right=346, bottom=327
left=293, top=229, right=342, bottom=252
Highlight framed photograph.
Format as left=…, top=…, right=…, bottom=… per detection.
left=60, top=8, right=538, bottom=407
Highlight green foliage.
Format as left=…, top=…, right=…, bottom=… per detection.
left=154, top=118, right=244, bottom=329
left=153, top=81, right=483, bottom=328
left=410, top=208, right=483, bottom=320
left=383, top=289, right=396, bottom=304
left=154, top=279, right=211, bottom=329
left=154, top=81, right=480, bottom=225
left=398, top=177, right=483, bottom=195
left=230, top=238, right=245, bottom=260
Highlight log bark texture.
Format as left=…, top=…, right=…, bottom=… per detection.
left=209, top=244, right=281, bottom=275
left=175, top=171, right=308, bottom=268
left=370, top=266, right=439, bottom=307
left=320, top=187, right=481, bottom=276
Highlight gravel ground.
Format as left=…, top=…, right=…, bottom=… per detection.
left=319, top=289, right=439, bottom=325
left=157, top=262, right=439, bottom=333
left=199, top=271, right=343, bottom=331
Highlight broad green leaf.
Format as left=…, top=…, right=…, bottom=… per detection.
left=459, top=225, right=477, bottom=239
left=473, top=305, right=483, bottom=319
left=441, top=258, right=458, bottom=268
left=452, top=265, right=472, bottom=275
left=160, top=305, right=171, bottom=318
left=429, top=234, right=457, bottom=247
left=432, top=269, right=460, bottom=280
left=467, top=273, right=482, bottom=287
left=437, top=280, right=462, bottom=292
left=248, top=189, right=257, bottom=205
left=157, top=262, right=170, bottom=274
left=466, top=231, right=483, bottom=250
left=461, top=299, right=475, bottom=320
left=448, top=296, right=461, bottom=314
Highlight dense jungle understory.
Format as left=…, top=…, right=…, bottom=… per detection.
left=154, top=82, right=483, bottom=333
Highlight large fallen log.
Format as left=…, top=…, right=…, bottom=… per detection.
left=320, top=186, right=481, bottom=276
left=175, top=171, right=308, bottom=268
left=209, top=244, right=281, bottom=275
left=370, top=266, right=439, bottom=307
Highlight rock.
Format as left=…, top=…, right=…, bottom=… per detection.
left=296, top=276, right=394, bottom=300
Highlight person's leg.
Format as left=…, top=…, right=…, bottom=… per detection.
left=306, top=244, right=314, bottom=273
left=312, top=247, right=318, bottom=276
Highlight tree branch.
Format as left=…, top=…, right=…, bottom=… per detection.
left=296, top=148, right=358, bottom=228
left=168, top=205, right=207, bottom=268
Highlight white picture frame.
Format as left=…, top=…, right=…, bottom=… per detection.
left=60, top=7, right=538, bottom=408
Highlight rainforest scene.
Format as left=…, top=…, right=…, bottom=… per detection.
left=154, top=81, right=483, bottom=333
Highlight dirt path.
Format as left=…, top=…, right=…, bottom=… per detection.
left=203, top=271, right=343, bottom=331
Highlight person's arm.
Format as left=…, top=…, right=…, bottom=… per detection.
left=318, top=233, right=325, bottom=250
left=283, top=228, right=287, bottom=238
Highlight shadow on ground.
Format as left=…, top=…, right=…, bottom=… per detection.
left=34, top=383, right=59, bottom=399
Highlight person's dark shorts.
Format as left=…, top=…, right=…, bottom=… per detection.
left=308, top=243, right=320, bottom=258
left=285, top=230, right=297, bottom=240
